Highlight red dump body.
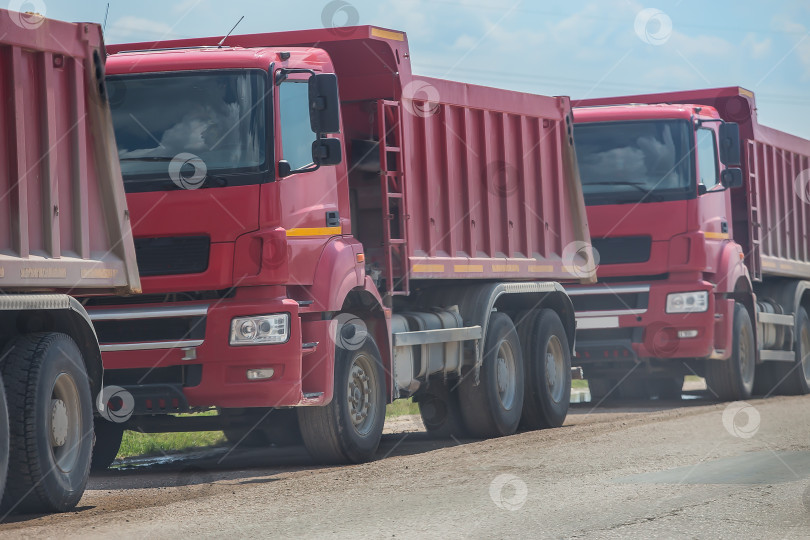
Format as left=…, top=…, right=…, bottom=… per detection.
left=581, top=87, right=810, bottom=282
left=1, top=14, right=139, bottom=294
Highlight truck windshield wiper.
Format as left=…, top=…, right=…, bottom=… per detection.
left=585, top=180, right=652, bottom=194
left=119, top=156, right=177, bottom=162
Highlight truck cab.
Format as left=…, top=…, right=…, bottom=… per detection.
left=568, top=102, right=748, bottom=398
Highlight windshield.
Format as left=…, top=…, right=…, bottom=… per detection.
left=574, top=120, right=694, bottom=205
left=107, top=70, right=268, bottom=192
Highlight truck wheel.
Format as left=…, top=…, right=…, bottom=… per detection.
left=459, top=313, right=525, bottom=438
left=0, top=374, right=8, bottom=500
left=771, top=307, right=810, bottom=395
left=705, top=303, right=755, bottom=401
left=0, top=333, right=93, bottom=514
left=519, top=310, right=571, bottom=429
left=90, top=419, right=124, bottom=471
left=298, top=333, right=385, bottom=464
left=417, top=379, right=467, bottom=438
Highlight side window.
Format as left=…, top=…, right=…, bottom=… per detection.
left=697, top=128, right=719, bottom=190
left=279, top=81, right=314, bottom=170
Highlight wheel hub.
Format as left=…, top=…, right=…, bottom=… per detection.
left=546, top=352, right=557, bottom=390
left=348, top=364, right=371, bottom=425
left=50, top=398, right=69, bottom=447
left=497, top=356, right=509, bottom=394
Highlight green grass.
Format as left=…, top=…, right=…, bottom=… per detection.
left=571, top=379, right=589, bottom=389
left=685, top=375, right=702, bottom=383
left=385, top=398, right=420, bottom=418
left=118, top=430, right=226, bottom=459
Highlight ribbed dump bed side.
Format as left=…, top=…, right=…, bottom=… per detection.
left=0, top=10, right=139, bottom=293
left=401, top=76, right=592, bottom=282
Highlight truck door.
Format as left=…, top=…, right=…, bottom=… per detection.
left=696, top=125, right=731, bottom=274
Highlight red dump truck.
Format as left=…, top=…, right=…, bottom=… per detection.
left=568, top=87, right=810, bottom=401
left=0, top=10, right=139, bottom=513
left=85, top=25, right=592, bottom=466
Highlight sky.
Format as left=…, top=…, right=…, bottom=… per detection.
left=25, top=0, right=810, bottom=138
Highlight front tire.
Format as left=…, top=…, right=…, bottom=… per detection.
left=0, top=374, right=8, bottom=499
left=416, top=379, right=468, bottom=439
left=519, top=310, right=571, bottom=429
left=298, top=332, right=385, bottom=464
left=705, top=303, right=755, bottom=401
left=1, top=333, right=93, bottom=514
left=459, top=313, right=525, bottom=438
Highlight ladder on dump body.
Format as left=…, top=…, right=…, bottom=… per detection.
left=378, top=100, right=409, bottom=297
left=746, top=141, right=763, bottom=281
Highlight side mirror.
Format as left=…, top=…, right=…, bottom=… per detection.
left=309, top=73, right=341, bottom=134
left=719, top=123, right=741, bottom=166
left=721, top=168, right=744, bottom=189
left=312, top=138, right=342, bottom=166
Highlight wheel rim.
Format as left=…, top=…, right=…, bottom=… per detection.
left=495, top=340, right=517, bottom=410
left=346, top=353, right=379, bottom=437
left=740, top=322, right=755, bottom=387
left=50, top=372, right=82, bottom=473
left=801, top=323, right=810, bottom=382
left=545, top=335, right=566, bottom=404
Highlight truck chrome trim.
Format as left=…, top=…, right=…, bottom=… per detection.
left=89, top=305, right=210, bottom=321
left=565, top=285, right=650, bottom=296
left=576, top=316, right=620, bottom=330
left=99, top=340, right=205, bottom=352
left=576, top=309, right=647, bottom=317
left=393, top=326, right=483, bottom=347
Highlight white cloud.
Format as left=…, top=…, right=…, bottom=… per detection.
left=107, top=16, right=179, bottom=42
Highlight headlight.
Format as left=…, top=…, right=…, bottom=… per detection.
left=230, top=313, right=289, bottom=345
left=666, top=291, right=708, bottom=313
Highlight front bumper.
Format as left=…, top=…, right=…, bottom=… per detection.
left=567, top=281, right=721, bottom=362
left=89, top=295, right=334, bottom=411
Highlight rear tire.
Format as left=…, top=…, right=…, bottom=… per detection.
left=90, top=419, right=124, bottom=471
left=0, top=374, right=8, bottom=499
left=1, top=333, right=93, bottom=514
left=519, top=310, right=571, bottom=429
left=459, top=313, right=524, bottom=438
left=705, top=303, right=755, bottom=401
left=769, top=307, right=810, bottom=395
left=416, top=379, right=467, bottom=439
left=298, top=332, right=385, bottom=464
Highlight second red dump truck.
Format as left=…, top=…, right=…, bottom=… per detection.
left=86, top=26, right=592, bottom=465
left=568, top=87, right=810, bottom=401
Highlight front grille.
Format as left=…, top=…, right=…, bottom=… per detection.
left=592, top=236, right=651, bottom=265
left=135, top=236, right=210, bottom=276
left=93, top=316, right=206, bottom=344
left=570, top=291, right=649, bottom=313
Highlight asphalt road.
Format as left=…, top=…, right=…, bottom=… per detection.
left=1, top=393, right=810, bottom=539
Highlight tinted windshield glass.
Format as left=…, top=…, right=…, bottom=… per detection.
left=107, top=71, right=267, bottom=191
left=574, top=120, right=694, bottom=205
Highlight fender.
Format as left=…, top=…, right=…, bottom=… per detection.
left=710, top=241, right=751, bottom=295
left=293, top=237, right=366, bottom=312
